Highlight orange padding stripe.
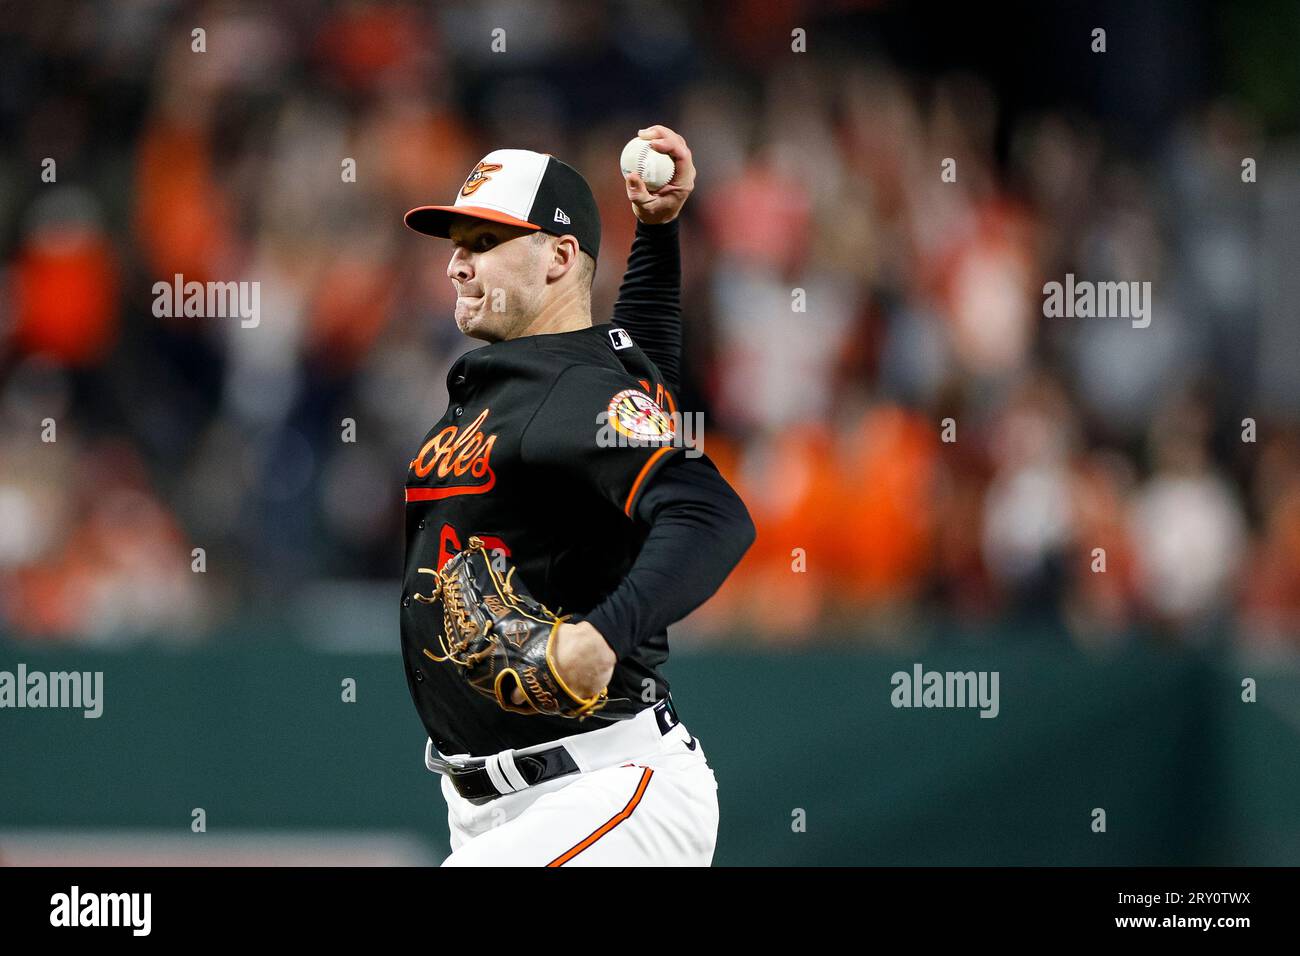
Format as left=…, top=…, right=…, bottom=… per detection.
left=547, top=767, right=653, bottom=867
left=623, top=446, right=675, bottom=516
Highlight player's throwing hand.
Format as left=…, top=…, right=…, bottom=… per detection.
left=624, top=125, right=696, bottom=225
left=509, top=621, right=616, bottom=708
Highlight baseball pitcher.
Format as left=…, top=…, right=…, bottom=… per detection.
left=400, top=126, right=755, bottom=866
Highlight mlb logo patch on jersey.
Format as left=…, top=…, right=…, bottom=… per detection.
left=608, top=328, right=633, bottom=351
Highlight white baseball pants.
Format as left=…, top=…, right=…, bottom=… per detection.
left=430, top=706, right=719, bottom=866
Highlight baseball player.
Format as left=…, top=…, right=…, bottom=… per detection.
left=399, top=126, right=755, bottom=866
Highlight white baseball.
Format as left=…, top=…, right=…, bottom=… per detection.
left=620, top=137, right=675, bottom=192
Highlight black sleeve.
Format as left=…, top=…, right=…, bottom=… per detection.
left=520, top=364, right=684, bottom=518
left=611, top=219, right=682, bottom=392
left=582, top=453, right=756, bottom=661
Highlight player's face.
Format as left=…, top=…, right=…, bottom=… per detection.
left=446, top=219, right=546, bottom=342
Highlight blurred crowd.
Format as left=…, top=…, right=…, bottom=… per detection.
left=1, top=1, right=1298, bottom=654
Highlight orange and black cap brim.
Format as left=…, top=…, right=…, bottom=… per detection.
left=403, top=205, right=541, bottom=239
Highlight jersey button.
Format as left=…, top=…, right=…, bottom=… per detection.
left=453, top=375, right=466, bottom=386
left=417, top=519, right=425, bottom=530
left=401, top=594, right=411, bottom=607
left=454, top=405, right=464, bottom=417
left=413, top=669, right=424, bottom=682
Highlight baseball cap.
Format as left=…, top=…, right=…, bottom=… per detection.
left=404, top=148, right=601, bottom=260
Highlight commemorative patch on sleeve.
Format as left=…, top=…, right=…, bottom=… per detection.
left=606, top=388, right=676, bottom=442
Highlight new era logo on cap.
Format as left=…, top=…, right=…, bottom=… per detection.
left=404, top=149, right=602, bottom=260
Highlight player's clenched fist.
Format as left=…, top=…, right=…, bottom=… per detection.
left=509, top=621, right=616, bottom=708
left=623, top=125, right=696, bottom=225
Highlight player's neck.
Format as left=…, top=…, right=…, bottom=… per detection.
left=509, top=289, right=592, bottom=340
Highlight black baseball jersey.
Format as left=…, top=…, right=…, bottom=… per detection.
left=400, top=323, right=687, bottom=757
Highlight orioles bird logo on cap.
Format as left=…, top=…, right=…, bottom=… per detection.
left=461, top=161, right=503, bottom=197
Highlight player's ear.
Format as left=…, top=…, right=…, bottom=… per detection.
left=545, top=234, right=580, bottom=282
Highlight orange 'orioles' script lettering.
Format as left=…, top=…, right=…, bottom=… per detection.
left=407, top=409, right=498, bottom=501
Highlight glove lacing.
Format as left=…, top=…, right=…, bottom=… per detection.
left=412, top=561, right=492, bottom=666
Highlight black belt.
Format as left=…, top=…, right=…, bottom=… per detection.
left=444, top=696, right=684, bottom=805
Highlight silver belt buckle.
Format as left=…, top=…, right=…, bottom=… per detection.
left=424, top=739, right=479, bottom=776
